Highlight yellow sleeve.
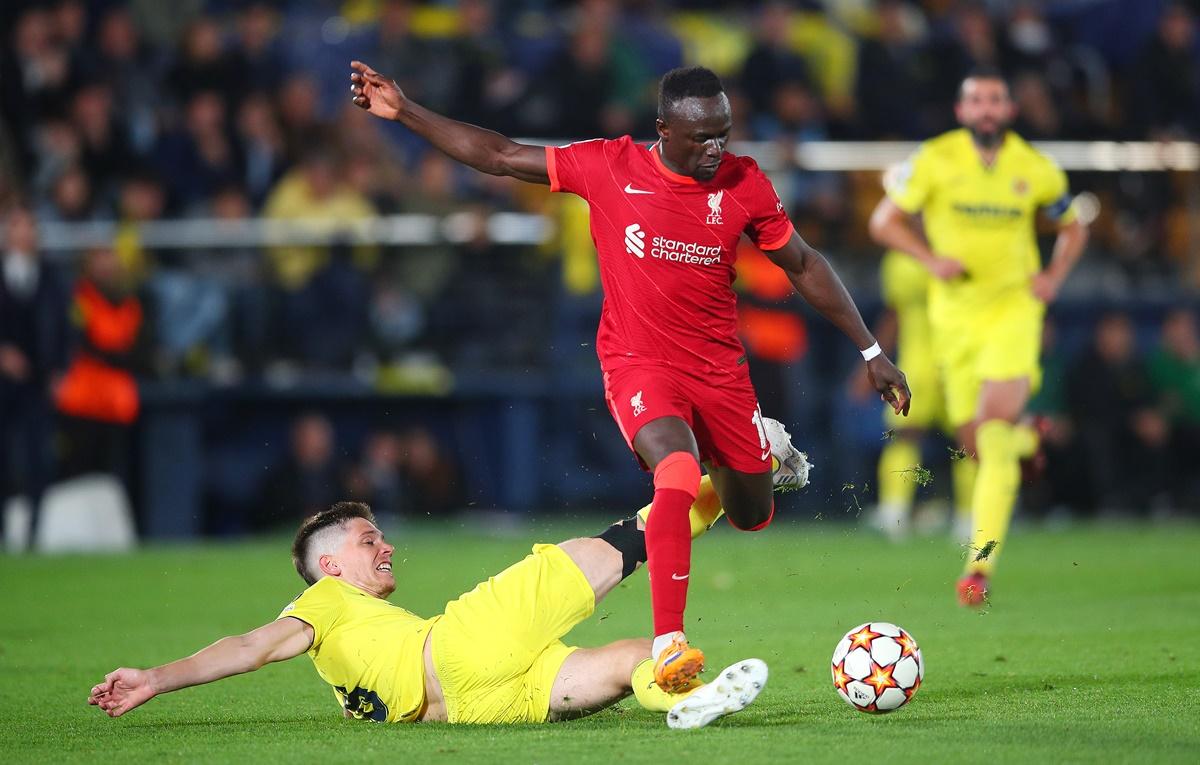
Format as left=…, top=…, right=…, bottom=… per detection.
left=1036, top=155, right=1076, bottom=224
left=885, top=145, right=935, bottom=214
left=277, top=578, right=345, bottom=648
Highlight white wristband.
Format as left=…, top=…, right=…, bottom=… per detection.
left=860, top=342, right=882, bottom=361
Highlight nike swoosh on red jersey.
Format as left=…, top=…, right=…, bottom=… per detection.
left=671, top=572, right=689, bottom=580
left=623, top=183, right=655, bottom=195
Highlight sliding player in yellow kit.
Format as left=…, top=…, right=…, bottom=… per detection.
left=88, top=481, right=772, bottom=729
left=869, top=68, right=1088, bottom=605
left=873, top=247, right=977, bottom=542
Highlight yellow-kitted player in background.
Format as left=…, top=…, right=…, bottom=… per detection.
left=869, top=67, right=1088, bottom=606
left=874, top=248, right=977, bottom=542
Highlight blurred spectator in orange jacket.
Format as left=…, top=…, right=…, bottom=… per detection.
left=55, top=245, right=151, bottom=492
left=734, top=239, right=808, bottom=424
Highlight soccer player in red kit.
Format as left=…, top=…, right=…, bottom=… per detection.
left=350, top=61, right=910, bottom=692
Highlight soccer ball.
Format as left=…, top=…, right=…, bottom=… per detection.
left=831, top=622, right=924, bottom=713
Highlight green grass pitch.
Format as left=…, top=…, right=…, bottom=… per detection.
left=3, top=520, right=1198, bottom=763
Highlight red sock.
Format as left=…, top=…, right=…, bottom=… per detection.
left=645, top=451, right=701, bottom=637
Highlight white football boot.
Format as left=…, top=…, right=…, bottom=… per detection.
left=762, top=417, right=812, bottom=492
left=666, top=658, right=769, bottom=730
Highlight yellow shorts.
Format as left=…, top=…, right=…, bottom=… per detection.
left=885, top=299, right=947, bottom=431
left=934, top=298, right=1044, bottom=427
left=432, top=543, right=595, bottom=724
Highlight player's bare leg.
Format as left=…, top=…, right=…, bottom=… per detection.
left=633, top=417, right=811, bottom=537
left=706, top=416, right=810, bottom=530
left=958, top=377, right=1031, bottom=605
left=634, top=415, right=813, bottom=537
left=547, top=638, right=650, bottom=720
left=706, top=466, right=774, bottom=529
left=555, top=537, right=626, bottom=601
left=957, top=378, right=1029, bottom=454
left=633, top=416, right=706, bottom=691
left=634, top=416, right=702, bottom=466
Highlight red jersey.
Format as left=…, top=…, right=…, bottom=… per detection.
left=546, top=136, right=794, bottom=382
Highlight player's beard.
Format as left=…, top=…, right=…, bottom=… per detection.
left=967, top=120, right=1008, bottom=149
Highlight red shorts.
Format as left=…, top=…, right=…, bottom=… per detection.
left=602, top=363, right=772, bottom=474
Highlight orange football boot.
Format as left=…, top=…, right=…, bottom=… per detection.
left=654, top=635, right=706, bottom=693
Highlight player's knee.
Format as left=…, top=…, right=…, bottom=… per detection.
left=727, top=501, right=774, bottom=532
left=652, top=451, right=701, bottom=499
left=977, top=404, right=1021, bottom=424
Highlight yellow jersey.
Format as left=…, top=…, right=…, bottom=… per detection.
left=885, top=129, right=1075, bottom=326
left=278, top=576, right=437, bottom=723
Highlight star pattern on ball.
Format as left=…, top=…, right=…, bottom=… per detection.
left=866, top=662, right=898, bottom=695
left=904, top=677, right=922, bottom=698
left=848, top=625, right=881, bottom=651
left=896, top=631, right=919, bottom=658
left=832, top=661, right=851, bottom=693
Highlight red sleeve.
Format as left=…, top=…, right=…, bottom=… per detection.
left=545, top=146, right=559, bottom=192
left=744, top=162, right=794, bottom=251
left=546, top=138, right=611, bottom=199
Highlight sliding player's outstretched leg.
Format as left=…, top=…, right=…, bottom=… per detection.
left=667, top=658, right=768, bottom=729
left=638, top=473, right=726, bottom=538
left=552, top=639, right=767, bottom=729
left=542, top=509, right=755, bottom=724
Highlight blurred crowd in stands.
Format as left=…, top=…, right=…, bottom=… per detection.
left=247, top=412, right=463, bottom=531
left=1034, top=309, right=1200, bottom=516
left=0, top=1, right=1195, bottom=368
left=2, top=0, right=1199, bottom=533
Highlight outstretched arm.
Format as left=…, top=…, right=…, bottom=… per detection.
left=764, top=233, right=911, bottom=416
left=87, top=617, right=314, bottom=718
left=350, top=60, right=548, bottom=184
